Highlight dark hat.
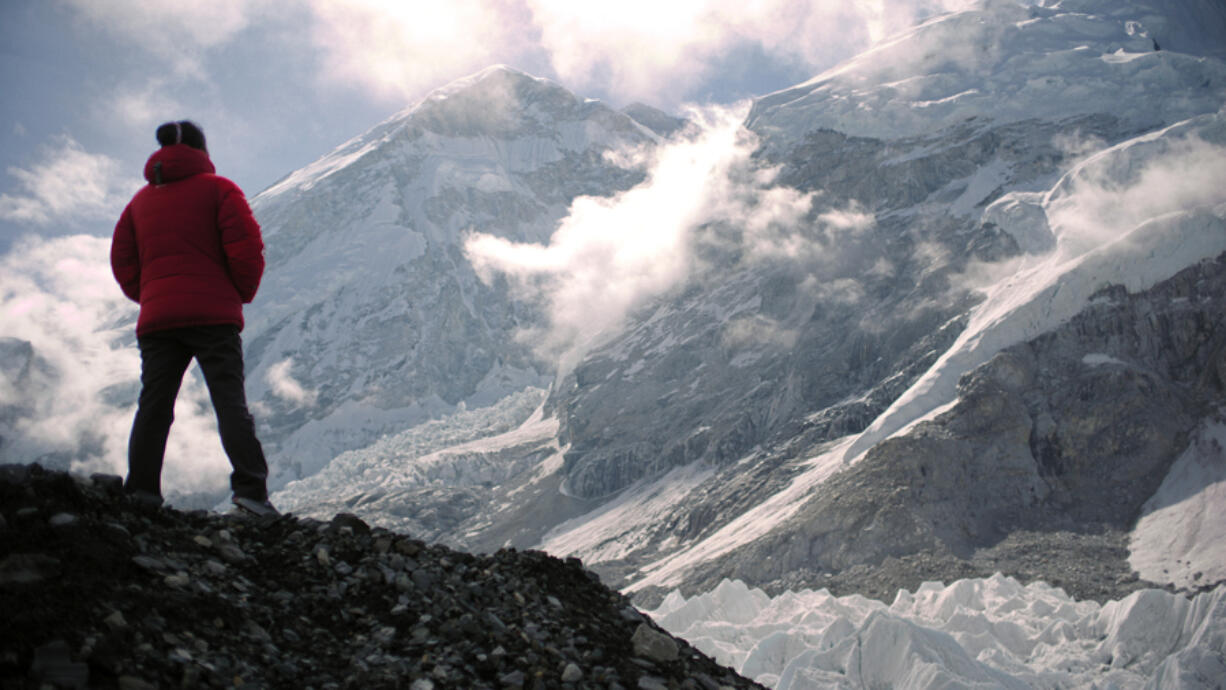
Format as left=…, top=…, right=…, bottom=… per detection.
left=155, top=121, right=207, bottom=151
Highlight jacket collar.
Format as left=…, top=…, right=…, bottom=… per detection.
left=143, top=144, right=215, bottom=185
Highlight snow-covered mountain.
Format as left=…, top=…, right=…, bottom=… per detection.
left=5, top=0, right=1223, bottom=686
left=242, top=66, right=667, bottom=484
left=267, top=0, right=1226, bottom=582
left=262, top=1, right=1226, bottom=685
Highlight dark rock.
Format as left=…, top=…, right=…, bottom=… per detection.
left=91, top=473, right=124, bottom=494
left=0, top=553, right=62, bottom=585
left=216, top=542, right=248, bottom=563
left=0, top=463, right=32, bottom=485
left=632, top=624, right=679, bottom=662
left=30, top=639, right=88, bottom=689
left=330, top=512, right=371, bottom=535
left=131, top=555, right=168, bottom=572
left=49, top=512, right=77, bottom=526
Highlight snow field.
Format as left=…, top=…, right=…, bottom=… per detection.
left=1130, top=417, right=1226, bottom=591
left=647, top=576, right=1226, bottom=689
left=750, top=0, right=1226, bottom=143
left=272, top=387, right=549, bottom=515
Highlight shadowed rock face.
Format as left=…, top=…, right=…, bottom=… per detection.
left=0, top=464, right=762, bottom=690
left=668, top=253, right=1226, bottom=603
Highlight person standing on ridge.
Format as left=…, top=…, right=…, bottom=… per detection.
left=110, top=120, right=278, bottom=517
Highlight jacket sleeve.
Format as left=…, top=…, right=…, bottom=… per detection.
left=110, top=204, right=141, bottom=303
left=217, top=179, right=265, bottom=303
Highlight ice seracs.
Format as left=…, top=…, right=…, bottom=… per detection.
left=647, top=575, right=1226, bottom=689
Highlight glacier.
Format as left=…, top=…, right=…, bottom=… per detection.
left=647, top=576, right=1226, bottom=689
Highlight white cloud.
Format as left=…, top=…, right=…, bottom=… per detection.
left=104, top=80, right=189, bottom=131
left=266, top=358, right=318, bottom=408
left=465, top=104, right=817, bottom=368
left=0, top=234, right=233, bottom=500
left=1046, top=130, right=1226, bottom=256
left=526, top=0, right=968, bottom=106
left=723, top=314, right=799, bottom=350
left=61, top=0, right=974, bottom=114
left=65, top=0, right=256, bottom=77
left=741, top=197, right=876, bottom=263
left=818, top=204, right=875, bottom=233
left=0, top=136, right=139, bottom=227
left=304, top=0, right=530, bottom=102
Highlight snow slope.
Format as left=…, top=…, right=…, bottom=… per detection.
left=647, top=576, right=1226, bottom=689
left=747, top=0, right=1226, bottom=143
left=1130, top=416, right=1226, bottom=591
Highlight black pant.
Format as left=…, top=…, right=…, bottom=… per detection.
left=126, top=325, right=268, bottom=501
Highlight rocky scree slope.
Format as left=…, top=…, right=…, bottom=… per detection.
left=0, top=465, right=760, bottom=690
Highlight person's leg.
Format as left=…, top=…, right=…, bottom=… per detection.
left=126, top=331, right=193, bottom=500
left=188, top=325, right=270, bottom=501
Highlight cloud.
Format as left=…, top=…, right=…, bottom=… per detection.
left=103, top=80, right=189, bottom=131
left=266, top=358, right=318, bottom=408
left=526, top=0, right=969, bottom=106
left=64, top=0, right=256, bottom=77
left=61, top=0, right=976, bottom=115
left=946, top=115, right=1226, bottom=355
left=0, top=234, right=233, bottom=501
left=304, top=0, right=533, bottom=103
left=1044, top=122, right=1226, bottom=258
left=739, top=197, right=876, bottom=263
left=0, top=136, right=139, bottom=227
left=466, top=104, right=820, bottom=368
left=723, top=314, right=799, bottom=350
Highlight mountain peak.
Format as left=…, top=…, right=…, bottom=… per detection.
left=257, top=65, right=632, bottom=198
left=383, top=64, right=606, bottom=140
left=620, top=102, right=687, bottom=138
left=424, top=64, right=553, bottom=101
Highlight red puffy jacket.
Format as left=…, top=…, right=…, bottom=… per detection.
left=111, top=144, right=265, bottom=336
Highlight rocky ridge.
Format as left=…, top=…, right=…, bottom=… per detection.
left=0, top=464, right=760, bottom=690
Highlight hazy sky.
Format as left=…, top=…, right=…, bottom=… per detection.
left=0, top=0, right=965, bottom=251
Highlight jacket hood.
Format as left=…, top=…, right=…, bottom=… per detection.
left=143, top=144, right=215, bottom=185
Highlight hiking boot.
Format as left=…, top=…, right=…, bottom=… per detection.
left=232, top=496, right=280, bottom=517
